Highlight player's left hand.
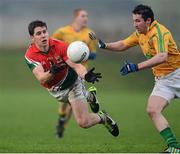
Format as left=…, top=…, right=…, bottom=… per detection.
left=89, top=32, right=107, bottom=49
left=85, top=67, right=102, bottom=83
left=120, top=61, right=138, bottom=76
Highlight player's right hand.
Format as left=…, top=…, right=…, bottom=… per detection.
left=120, top=61, right=138, bottom=76
left=89, top=32, right=107, bottom=49
left=85, top=67, right=102, bottom=84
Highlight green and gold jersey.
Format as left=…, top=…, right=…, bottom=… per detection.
left=123, top=20, right=180, bottom=77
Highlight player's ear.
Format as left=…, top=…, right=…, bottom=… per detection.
left=30, top=35, right=34, bottom=42
left=146, top=18, right=151, bottom=25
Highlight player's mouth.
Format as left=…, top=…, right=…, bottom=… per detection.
left=42, top=39, right=48, bottom=44
left=136, top=28, right=141, bottom=33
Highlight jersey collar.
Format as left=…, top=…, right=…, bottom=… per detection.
left=148, top=20, right=158, bottom=32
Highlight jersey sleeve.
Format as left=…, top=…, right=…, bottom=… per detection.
left=152, top=27, right=170, bottom=53
left=51, top=28, right=64, bottom=40
left=122, top=32, right=139, bottom=47
left=25, top=53, right=41, bottom=71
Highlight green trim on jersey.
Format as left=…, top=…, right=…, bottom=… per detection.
left=155, top=25, right=165, bottom=53
left=25, top=58, right=38, bottom=71
left=40, top=46, right=51, bottom=55
left=163, top=31, right=170, bottom=38
left=60, top=67, right=78, bottom=90
left=149, top=34, right=158, bottom=41
left=135, top=31, right=140, bottom=38
left=145, top=52, right=153, bottom=59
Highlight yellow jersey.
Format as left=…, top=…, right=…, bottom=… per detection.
left=123, top=20, right=180, bottom=77
left=51, top=25, right=97, bottom=67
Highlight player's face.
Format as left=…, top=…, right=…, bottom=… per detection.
left=75, top=10, right=88, bottom=27
left=133, top=14, right=151, bottom=34
left=31, top=26, right=49, bottom=48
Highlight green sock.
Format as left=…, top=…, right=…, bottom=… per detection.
left=160, top=127, right=180, bottom=148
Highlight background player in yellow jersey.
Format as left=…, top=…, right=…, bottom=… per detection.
left=52, top=8, right=98, bottom=138
left=90, top=4, right=180, bottom=153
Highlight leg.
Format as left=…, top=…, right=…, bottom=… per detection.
left=146, top=95, right=168, bottom=131
left=56, top=102, right=72, bottom=138
left=48, top=88, right=72, bottom=138
left=70, top=99, right=119, bottom=136
left=58, top=102, right=72, bottom=125
left=68, top=77, right=119, bottom=136
left=70, top=98, right=119, bottom=136
left=70, top=99, right=101, bottom=128
left=147, top=95, right=180, bottom=149
left=148, top=69, right=180, bottom=152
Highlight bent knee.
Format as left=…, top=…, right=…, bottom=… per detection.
left=146, top=106, right=156, bottom=115
left=146, top=105, right=161, bottom=117
left=76, top=117, right=88, bottom=128
left=146, top=96, right=167, bottom=117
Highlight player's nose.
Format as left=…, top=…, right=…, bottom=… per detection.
left=133, top=21, right=138, bottom=27
left=41, top=33, right=46, bottom=38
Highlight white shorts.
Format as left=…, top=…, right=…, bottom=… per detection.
left=151, top=68, right=180, bottom=102
left=48, top=77, right=87, bottom=103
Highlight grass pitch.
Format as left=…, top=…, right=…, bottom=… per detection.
left=0, top=89, right=179, bottom=153
left=0, top=52, right=179, bottom=152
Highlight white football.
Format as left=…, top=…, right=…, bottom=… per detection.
left=67, top=41, right=90, bottom=63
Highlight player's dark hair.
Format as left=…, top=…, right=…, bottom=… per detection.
left=132, top=4, right=154, bottom=23
left=28, top=20, right=47, bottom=36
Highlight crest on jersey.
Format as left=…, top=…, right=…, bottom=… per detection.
left=55, top=56, right=62, bottom=63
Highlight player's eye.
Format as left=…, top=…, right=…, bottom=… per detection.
left=43, top=30, right=47, bottom=34
left=136, top=19, right=141, bottom=23
left=36, top=31, right=41, bottom=36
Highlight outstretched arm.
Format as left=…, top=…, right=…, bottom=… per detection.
left=120, top=53, right=168, bottom=75
left=89, top=32, right=129, bottom=52
left=66, top=59, right=87, bottom=79
left=66, top=59, right=102, bottom=83
left=137, top=52, right=168, bottom=71
left=106, top=40, right=129, bottom=51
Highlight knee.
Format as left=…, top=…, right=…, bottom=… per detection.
left=146, top=105, right=160, bottom=118
left=76, top=117, right=88, bottom=129
left=146, top=96, right=168, bottom=119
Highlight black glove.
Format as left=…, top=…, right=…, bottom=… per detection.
left=89, top=32, right=107, bottom=49
left=85, top=67, right=102, bottom=83
left=50, top=65, right=63, bottom=75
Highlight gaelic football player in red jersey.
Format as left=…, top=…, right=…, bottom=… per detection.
left=25, top=20, right=119, bottom=137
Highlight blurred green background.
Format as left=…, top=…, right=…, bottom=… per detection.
left=0, top=0, right=180, bottom=152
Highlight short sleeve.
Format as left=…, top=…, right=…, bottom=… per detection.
left=25, top=53, right=41, bottom=71
left=123, top=32, right=139, bottom=47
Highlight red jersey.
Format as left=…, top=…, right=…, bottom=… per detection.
left=25, top=38, right=77, bottom=89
